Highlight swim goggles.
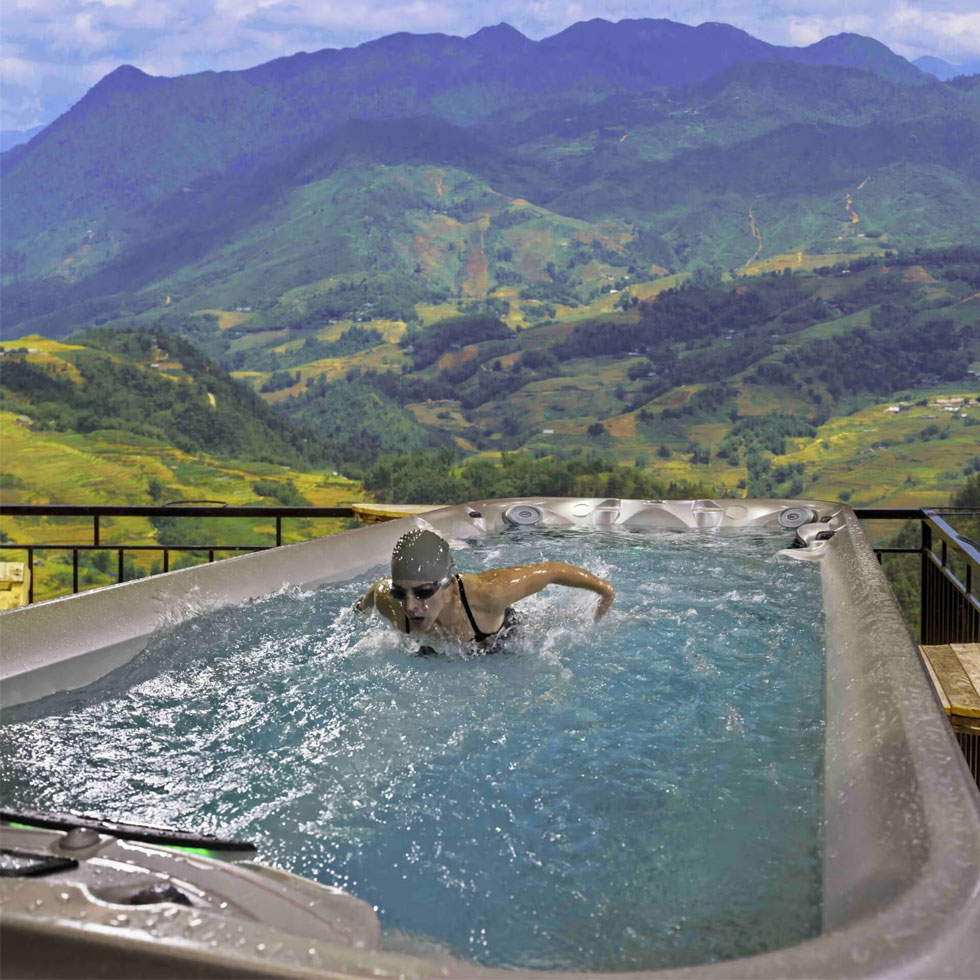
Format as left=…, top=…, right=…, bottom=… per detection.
left=389, top=576, right=452, bottom=602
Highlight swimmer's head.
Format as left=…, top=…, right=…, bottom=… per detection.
left=391, top=528, right=453, bottom=584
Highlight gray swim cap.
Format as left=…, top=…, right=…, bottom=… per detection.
left=391, top=528, right=452, bottom=582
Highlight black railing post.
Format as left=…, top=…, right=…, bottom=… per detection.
left=118, top=548, right=124, bottom=584
left=276, top=516, right=282, bottom=547
left=27, top=548, right=34, bottom=604
left=921, top=520, right=932, bottom=645
left=72, top=549, right=79, bottom=594
left=93, top=515, right=100, bottom=548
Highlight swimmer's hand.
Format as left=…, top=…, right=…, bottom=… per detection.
left=594, top=586, right=615, bottom=621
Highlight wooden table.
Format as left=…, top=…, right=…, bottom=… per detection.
left=918, top=643, right=980, bottom=736
left=351, top=503, right=445, bottom=524
left=0, top=562, right=29, bottom=611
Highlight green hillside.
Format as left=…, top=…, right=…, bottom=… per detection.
left=291, top=249, right=977, bottom=502
left=69, top=246, right=969, bottom=510
left=0, top=327, right=332, bottom=466
left=0, top=333, right=367, bottom=599
left=3, top=60, right=978, bottom=344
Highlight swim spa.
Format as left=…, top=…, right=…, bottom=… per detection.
left=2, top=498, right=979, bottom=978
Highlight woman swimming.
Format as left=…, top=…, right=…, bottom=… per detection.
left=354, top=528, right=615, bottom=654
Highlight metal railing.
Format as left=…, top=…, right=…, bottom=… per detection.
left=854, top=507, right=979, bottom=644
left=0, top=503, right=355, bottom=604
left=854, top=506, right=980, bottom=787
left=1, top=504, right=978, bottom=641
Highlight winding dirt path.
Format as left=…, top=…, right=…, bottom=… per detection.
left=744, top=206, right=763, bottom=267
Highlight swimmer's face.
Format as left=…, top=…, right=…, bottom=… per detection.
left=389, top=577, right=450, bottom=632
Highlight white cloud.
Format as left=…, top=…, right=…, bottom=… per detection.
left=246, top=1, right=460, bottom=33
left=3, top=0, right=980, bottom=130
left=882, top=2, right=980, bottom=60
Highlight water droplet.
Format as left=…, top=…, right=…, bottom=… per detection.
left=255, top=943, right=266, bottom=955
left=114, top=914, right=129, bottom=926
left=58, top=892, right=71, bottom=903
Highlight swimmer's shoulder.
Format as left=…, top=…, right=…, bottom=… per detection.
left=358, top=579, right=401, bottom=623
left=459, top=565, right=551, bottom=611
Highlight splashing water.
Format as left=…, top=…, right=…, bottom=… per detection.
left=1, top=526, right=825, bottom=970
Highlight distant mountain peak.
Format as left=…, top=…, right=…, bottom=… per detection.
left=467, top=22, right=533, bottom=54
left=73, top=63, right=166, bottom=111
left=914, top=54, right=980, bottom=80
left=95, top=64, right=159, bottom=91
left=468, top=23, right=527, bottom=41
left=792, top=32, right=929, bottom=84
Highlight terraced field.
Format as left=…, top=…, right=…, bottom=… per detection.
left=0, top=421, right=364, bottom=600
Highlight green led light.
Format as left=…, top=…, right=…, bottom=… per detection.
left=4, top=821, right=241, bottom=859
left=154, top=845, right=226, bottom=857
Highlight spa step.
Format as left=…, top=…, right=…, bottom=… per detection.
left=352, top=503, right=445, bottom=524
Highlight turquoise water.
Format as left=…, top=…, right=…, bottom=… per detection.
left=1, top=526, right=825, bottom=971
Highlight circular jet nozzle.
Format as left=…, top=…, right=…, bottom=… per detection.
left=504, top=504, right=543, bottom=526
left=778, top=506, right=816, bottom=528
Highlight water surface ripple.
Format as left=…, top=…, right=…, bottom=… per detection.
left=1, top=526, right=825, bottom=971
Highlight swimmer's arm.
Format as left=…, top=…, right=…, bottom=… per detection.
left=478, top=562, right=615, bottom=620
left=354, top=582, right=379, bottom=612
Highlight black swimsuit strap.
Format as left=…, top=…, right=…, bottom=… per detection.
left=455, top=574, right=491, bottom=642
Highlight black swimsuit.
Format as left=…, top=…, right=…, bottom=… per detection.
left=406, top=574, right=520, bottom=656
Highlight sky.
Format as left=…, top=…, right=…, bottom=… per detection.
left=3, top=0, right=980, bottom=131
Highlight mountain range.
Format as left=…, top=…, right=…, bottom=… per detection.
left=1, top=17, right=978, bottom=350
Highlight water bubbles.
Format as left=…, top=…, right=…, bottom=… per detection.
left=725, top=705, right=745, bottom=733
